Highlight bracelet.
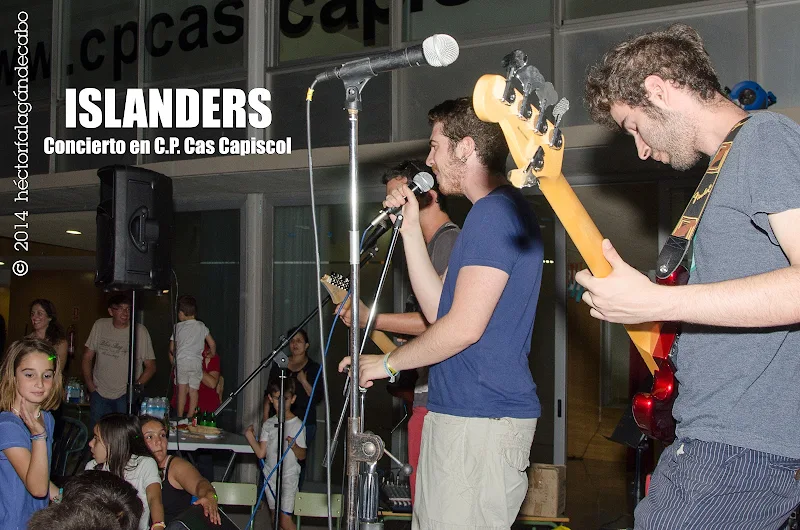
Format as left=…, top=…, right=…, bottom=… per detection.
left=53, top=487, right=63, bottom=504
left=383, top=353, right=399, bottom=383
left=30, top=432, right=47, bottom=441
left=151, top=523, right=166, bottom=530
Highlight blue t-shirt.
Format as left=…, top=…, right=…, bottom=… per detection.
left=427, top=186, right=543, bottom=418
left=0, top=410, right=55, bottom=530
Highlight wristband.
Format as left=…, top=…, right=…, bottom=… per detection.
left=383, top=353, right=399, bottom=383
left=30, top=432, right=47, bottom=441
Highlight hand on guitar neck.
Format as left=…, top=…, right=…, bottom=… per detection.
left=320, top=273, right=396, bottom=356
left=575, top=239, right=670, bottom=325
left=335, top=298, right=370, bottom=330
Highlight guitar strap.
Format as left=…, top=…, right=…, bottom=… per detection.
left=655, top=116, right=751, bottom=279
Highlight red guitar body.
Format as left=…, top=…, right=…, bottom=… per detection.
left=631, top=266, right=689, bottom=443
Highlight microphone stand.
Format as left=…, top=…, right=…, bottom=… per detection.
left=323, top=213, right=413, bottom=530
left=272, top=350, right=289, bottom=530
left=341, top=71, right=370, bottom=530
left=126, top=290, right=139, bottom=414
left=212, top=224, right=389, bottom=420
left=324, top=217, right=403, bottom=470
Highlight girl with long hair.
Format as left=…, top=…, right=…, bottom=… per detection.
left=0, top=339, right=63, bottom=529
left=86, top=413, right=165, bottom=530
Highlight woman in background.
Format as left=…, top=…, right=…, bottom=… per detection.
left=26, top=299, right=69, bottom=439
left=27, top=300, right=68, bottom=373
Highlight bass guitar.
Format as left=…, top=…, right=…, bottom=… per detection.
left=472, top=52, right=678, bottom=442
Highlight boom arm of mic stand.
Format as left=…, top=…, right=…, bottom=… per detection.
left=214, top=296, right=332, bottom=417
left=214, top=229, right=388, bottom=417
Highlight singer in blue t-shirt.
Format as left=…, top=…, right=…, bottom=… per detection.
left=339, top=97, right=543, bottom=529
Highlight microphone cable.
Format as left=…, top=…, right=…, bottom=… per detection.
left=304, top=79, right=334, bottom=530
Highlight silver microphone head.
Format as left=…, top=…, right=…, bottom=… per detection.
left=422, top=34, right=459, bottom=67
left=412, top=171, right=435, bottom=192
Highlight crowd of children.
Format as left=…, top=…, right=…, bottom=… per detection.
left=0, top=292, right=316, bottom=529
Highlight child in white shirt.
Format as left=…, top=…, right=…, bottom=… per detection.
left=169, top=295, right=216, bottom=419
left=245, top=378, right=306, bottom=530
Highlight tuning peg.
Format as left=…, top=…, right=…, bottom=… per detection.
left=534, top=82, right=559, bottom=134
left=549, top=97, right=570, bottom=149
left=524, top=146, right=546, bottom=174
left=501, top=50, right=528, bottom=71
left=515, top=65, right=545, bottom=120
left=501, top=50, right=528, bottom=104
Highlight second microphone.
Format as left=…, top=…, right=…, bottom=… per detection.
left=369, top=171, right=435, bottom=227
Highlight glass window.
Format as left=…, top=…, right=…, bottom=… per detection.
left=402, top=0, right=549, bottom=42
left=54, top=95, right=137, bottom=172
left=142, top=78, right=248, bottom=163
left=141, top=209, right=240, bottom=431
left=0, top=106, right=50, bottom=177
left=565, top=0, right=700, bottom=21
left=273, top=201, right=398, bottom=484
left=143, top=0, right=247, bottom=85
left=561, top=12, right=749, bottom=126
left=755, top=1, right=800, bottom=109
left=269, top=69, right=391, bottom=148
left=60, top=0, right=139, bottom=91
left=279, top=0, right=391, bottom=63
left=0, top=0, right=52, bottom=107
left=397, top=33, right=553, bottom=141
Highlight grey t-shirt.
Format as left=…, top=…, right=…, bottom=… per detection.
left=672, top=111, right=800, bottom=458
left=411, top=221, right=460, bottom=408
left=85, top=319, right=155, bottom=400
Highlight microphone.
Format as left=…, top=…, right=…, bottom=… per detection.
left=315, top=35, right=459, bottom=83
left=369, top=171, right=435, bottom=227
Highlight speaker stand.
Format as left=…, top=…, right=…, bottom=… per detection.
left=126, top=290, right=139, bottom=414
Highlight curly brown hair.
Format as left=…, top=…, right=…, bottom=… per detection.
left=585, top=23, right=723, bottom=129
left=428, top=97, right=509, bottom=175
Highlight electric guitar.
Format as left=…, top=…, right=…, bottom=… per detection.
left=321, top=272, right=417, bottom=407
left=320, top=272, right=397, bottom=355
left=472, top=53, right=679, bottom=442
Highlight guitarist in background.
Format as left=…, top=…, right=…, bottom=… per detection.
left=338, top=159, right=460, bottom=504
left=339, top=97, right=544, bottom=529
left=580, top=23, right=800, bottom=529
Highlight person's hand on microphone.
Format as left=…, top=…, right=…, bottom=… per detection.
left=384, top=183, right=421, bottom=233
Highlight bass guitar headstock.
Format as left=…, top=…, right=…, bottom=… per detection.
left=473, top=51, right=570, bottom=188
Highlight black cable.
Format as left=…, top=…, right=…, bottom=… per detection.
left=305, top=79, right=334, bottom=530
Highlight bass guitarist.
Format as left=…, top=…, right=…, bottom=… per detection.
left=579, top=23, right=800, bottom=529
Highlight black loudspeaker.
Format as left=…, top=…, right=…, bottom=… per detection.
left=95, top=165, right=174, bottom=291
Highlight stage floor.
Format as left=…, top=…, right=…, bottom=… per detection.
left=227, top=457, right=631, bottom=530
